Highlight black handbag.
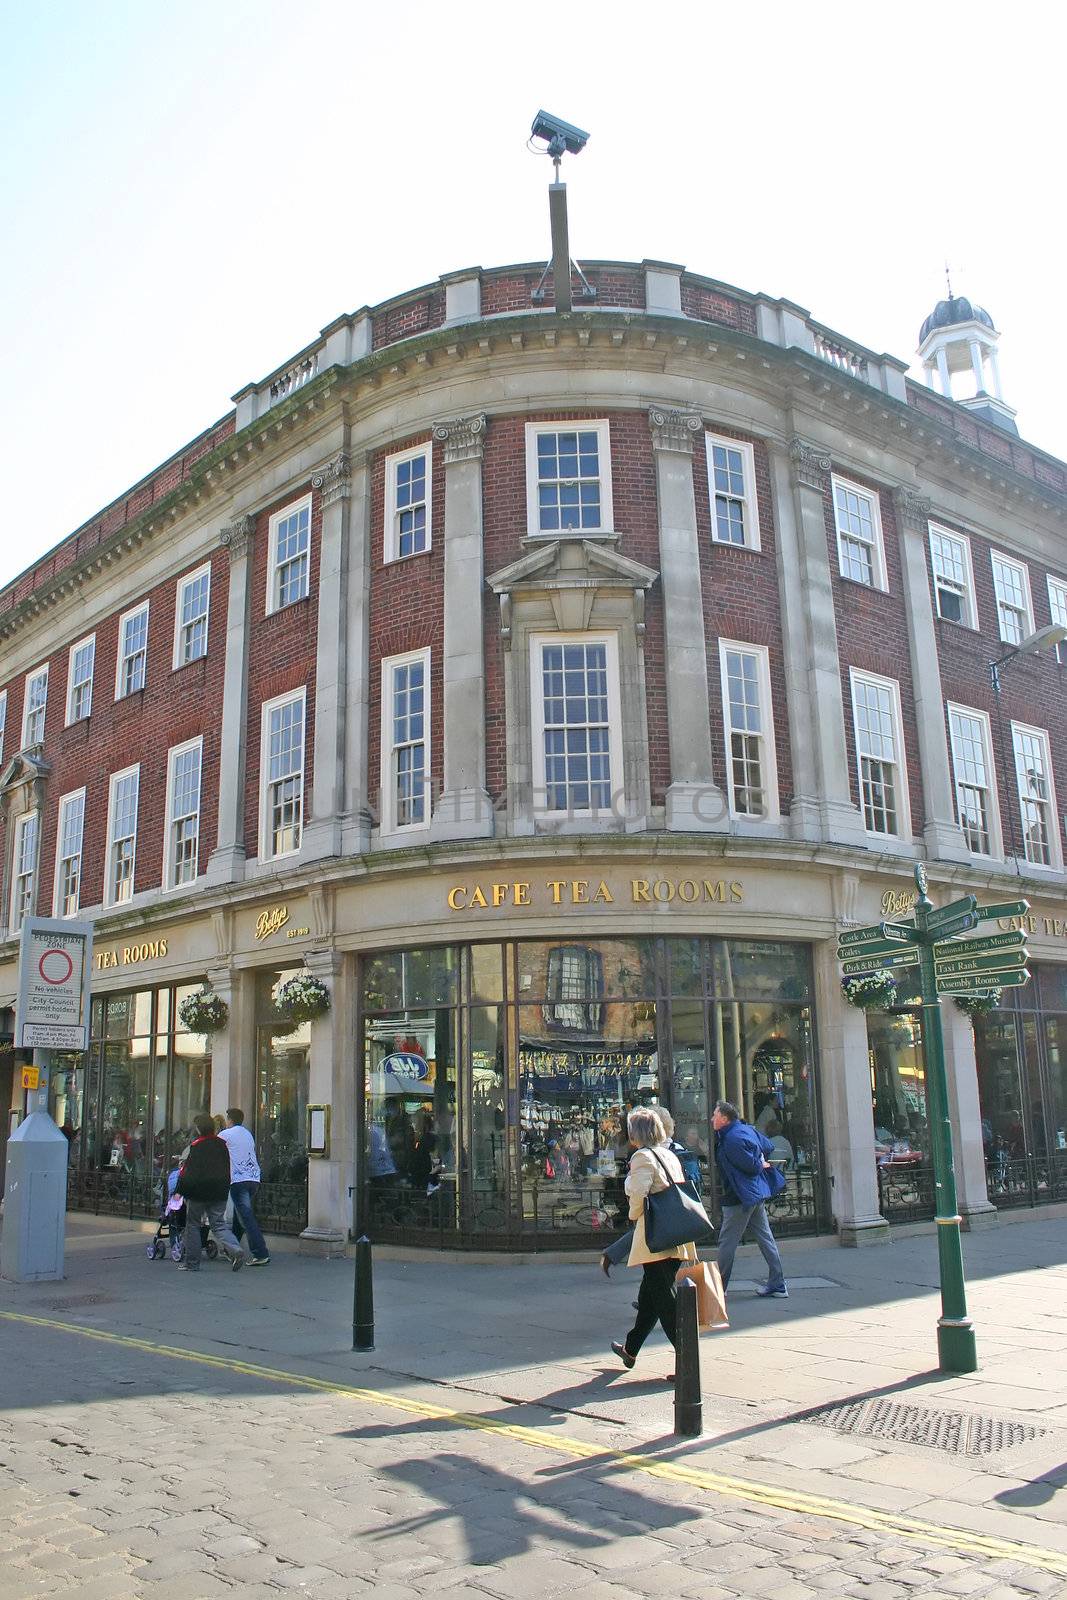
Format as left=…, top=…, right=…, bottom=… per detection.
left=643, top=1150, right=715, bottom=1253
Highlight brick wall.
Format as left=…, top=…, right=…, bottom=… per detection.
left=2, top=551, right=229, bottom=914
left=371, top=290, right=446, bottom=351
left=367, top=434, right=445, bottom=824
left=243, top=487, right=320, bottom=858
left=692, top=427, right=793, bottom=814
left=680, top=279, right=757, bottom=335
left=479, top=266, right=645, bottom=316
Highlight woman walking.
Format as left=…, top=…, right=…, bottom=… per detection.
left=610, top=1106, right=696, bottom=1370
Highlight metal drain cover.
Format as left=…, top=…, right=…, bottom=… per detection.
left=806, top=1398, right=1046, bottom=1456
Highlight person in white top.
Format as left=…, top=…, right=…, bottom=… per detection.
left=219, top=1109, right=270, bottom=1265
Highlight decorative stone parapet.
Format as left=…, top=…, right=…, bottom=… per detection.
left=432, top=414, right=486, bottom=465
left=648, top=407, right=702, bottom=455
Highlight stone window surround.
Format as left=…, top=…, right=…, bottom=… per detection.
left=528, top=629, right=625, bottom=821
left=115, top=601, right=149, bottom=700
left=378, top=646, right=433, bottom=842
left=1010, top=718, right=1061, bottom=873
left=53, top=785, right=86, bottom=918
left=266, top=493, right=312, bottom=616
left=105, top=763, right=140, bottom=908
left=258, top=688, right=306, bottom=863
left=990, top=547, right=1035, bottom=646
left=832, top=473, right=888, bottom=591
left=22, top=662, right=48, bottom=748
left=524, top=419, right=615, bottom=540
left=161, top=735, right=203, bottom=892
left=66, top=633, right=96, bottom=724
left=172, top=562, right=211, bottom=669
left=716, top=638, right=781, bottom=823
left=705, top=432, right=762, bottom=551
left=928, top=523, right=978, bottom=630
left=946, top=702, right=1002, bottom=862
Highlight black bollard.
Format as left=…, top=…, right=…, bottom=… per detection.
left=352, top=1234, right=374, bottom=1352
left=673, top=1277, right=703, bottom=1437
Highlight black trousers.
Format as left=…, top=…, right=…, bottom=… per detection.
left=625, top=1257, right=679, bottom=1356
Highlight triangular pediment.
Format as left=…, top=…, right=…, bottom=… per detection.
left=488, top=538, right=657, bottom=595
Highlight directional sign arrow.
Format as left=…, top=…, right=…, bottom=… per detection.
left=926, top=894, right=979, bottom=930
left=924, top=909, right=980, bottom=942
left=838, top=921, right=914, bottom=947
left=837, top=937, right=920, bottom=962
left=934, top=931, right=1026, bottom=958
left=975, top=899, right=1031, bottom=922
left=934, top=951, right=1028, bottom=977
left=936, top=968, right=1030, bottom=994
left=840, top=952, right=920, bottom=976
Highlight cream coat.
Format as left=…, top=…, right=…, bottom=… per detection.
left=625, top=1145, right=700, bottom=1267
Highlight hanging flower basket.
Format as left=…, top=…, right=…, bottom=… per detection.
left=954, top=989, right=1002, bottom=1017
left=841, top=971, right=898, bottom=1011
left=275, top=972, right=331, bottom=1026
left=178, top=989, right=229, bottom=1034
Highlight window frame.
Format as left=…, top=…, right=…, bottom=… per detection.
left=1047, top=574, right=1067, bottom=665
left=379, top=648, right=432, bottom=836
left=832, top=474, right=887, bottom=591
left=383, top=443, right=433, bottom=563
left=543, top=944, right=605, bottom=1034
left=529, top=630, right=624, bottom=819
left=162, top=736, right=203, bottom=890
left=928, top=523, right=977, bottom=629
left=115, top=601, right=150, bottom=699
left=1009, top=720, right=1061, bottom=871
left=65, top=633, right=96, bottom=724
left=849, top=668, right=911, bottom=840
left=10, top=809, right=40, bottom=933
left=172, top=563, right=211, bottom=669
left=258, top=688, right=306, bottom=861
left=22, top=663, right=48, bottom=749
left=525, top=420, right=614, bottom=539
left=717, top=639, right=779, bottom=820
left=105, top=764, right=140, bottom=907
left=946, top=703, right=1002, bottom=860
left=266, top=494, right=312, bottom=615
left=990, top=549, right=1034, bottom=646
left=705, top=433, right=761, bottom=552
left=53, top=787, right=86, bottom=918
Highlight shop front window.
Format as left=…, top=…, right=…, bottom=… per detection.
left=255, top=970, right=310, bottom=1188
left=364, top=1006, right=459, bottom=1231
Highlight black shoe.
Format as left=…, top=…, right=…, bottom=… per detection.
left=600, top=1256, right=611, bottom=1278
left=230, top=1252, right=245, bottom=1273
left=611, top=1340, right=636, bottom=1369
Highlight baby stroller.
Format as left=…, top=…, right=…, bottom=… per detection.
left=147, top=1165, right=219, bottom=1262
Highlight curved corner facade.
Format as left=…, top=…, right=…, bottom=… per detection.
left=2, top=258, right=1066, bottom=1251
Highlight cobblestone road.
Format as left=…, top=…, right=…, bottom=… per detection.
left=2, top=1311, right=1065, bottom=1600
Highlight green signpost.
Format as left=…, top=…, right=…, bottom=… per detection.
left=838, top=866, right=1032, bottom=1375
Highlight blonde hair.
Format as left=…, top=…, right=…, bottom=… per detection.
left=627, top=1106, right=666, bottom=1149
left=657, top=1107, right=675, bottom=1139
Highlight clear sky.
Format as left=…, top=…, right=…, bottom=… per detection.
left=1, top=1, right=1062, bottom=589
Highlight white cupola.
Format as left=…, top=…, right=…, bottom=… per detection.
left=917, top=287, right=1018, bottom=435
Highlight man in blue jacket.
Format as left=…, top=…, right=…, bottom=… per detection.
left=713, top=1099, right=787, bottom=1298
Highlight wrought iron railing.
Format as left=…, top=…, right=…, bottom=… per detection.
left=255, top=1182, right=309, bottom=1236
left=877, top=1161, right=936, bottom=1222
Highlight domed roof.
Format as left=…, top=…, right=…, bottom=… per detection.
left=919, top=295, right=995, bottom=344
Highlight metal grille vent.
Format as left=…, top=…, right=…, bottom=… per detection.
left=807, top=1398, right=1046, bottom=1456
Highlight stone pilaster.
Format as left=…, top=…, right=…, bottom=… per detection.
left=814, top=934, right=890, bottom=1245
left=304, top=452, right=351, bottom=860
left=767, top=444, right=820, bottom=841
left=894, top=487, right=971, bottom=863
left=206, top=514, right=255, bottom=883
left=430, top=414, right=494, bottom=839
left=341, top=457, right=373, bottom=854
left=205, top=964, right=255, bottom=1122
left=785, top=437, right=867, bottom=847
left=942, top=1002, right=999, bottom=1230
left=649, top=407, right=727, bottom=832
left=298, top=949, right=351, bottom=1255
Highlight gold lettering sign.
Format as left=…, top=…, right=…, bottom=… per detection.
left=94, top=938, right=169, bottom=971
left=881, top=889, right=917, bottom=917
left=447, top=878, right=744, bottom=911
left=255, top=906, right=289, bottom=941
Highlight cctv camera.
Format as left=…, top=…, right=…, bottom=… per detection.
left=530, top=110, right=590, bottom=157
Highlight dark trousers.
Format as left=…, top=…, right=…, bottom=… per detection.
left=625, top=1258, right=679, bottom=1357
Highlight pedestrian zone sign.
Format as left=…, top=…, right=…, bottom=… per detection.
left=15, top=917, right=93, bottom=1050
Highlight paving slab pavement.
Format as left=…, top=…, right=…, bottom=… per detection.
left=1, top=1209, right=1066, bottom=1596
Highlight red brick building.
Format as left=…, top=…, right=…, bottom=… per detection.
left=1, top=262, right=1064, bottom=1250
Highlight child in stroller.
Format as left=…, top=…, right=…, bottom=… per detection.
left=146, top=1162, right=219, bottom=1262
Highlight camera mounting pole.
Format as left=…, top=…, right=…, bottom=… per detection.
left=529, top=110, right=596, bottom=314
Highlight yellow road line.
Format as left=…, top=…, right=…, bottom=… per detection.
left=3, top=1309, right=1065, bottom=1578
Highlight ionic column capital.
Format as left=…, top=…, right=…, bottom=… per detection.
left=432, top=413, right=486, bottom=465
left=788, top=437, right=832, bottom=489
left=894, top=487, right=933, bottom=533
left=219, top=514, right=256, bottom=560
left=649, top=406, right=702, bottom=455
left=312, top=452, right=351, bottom=509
